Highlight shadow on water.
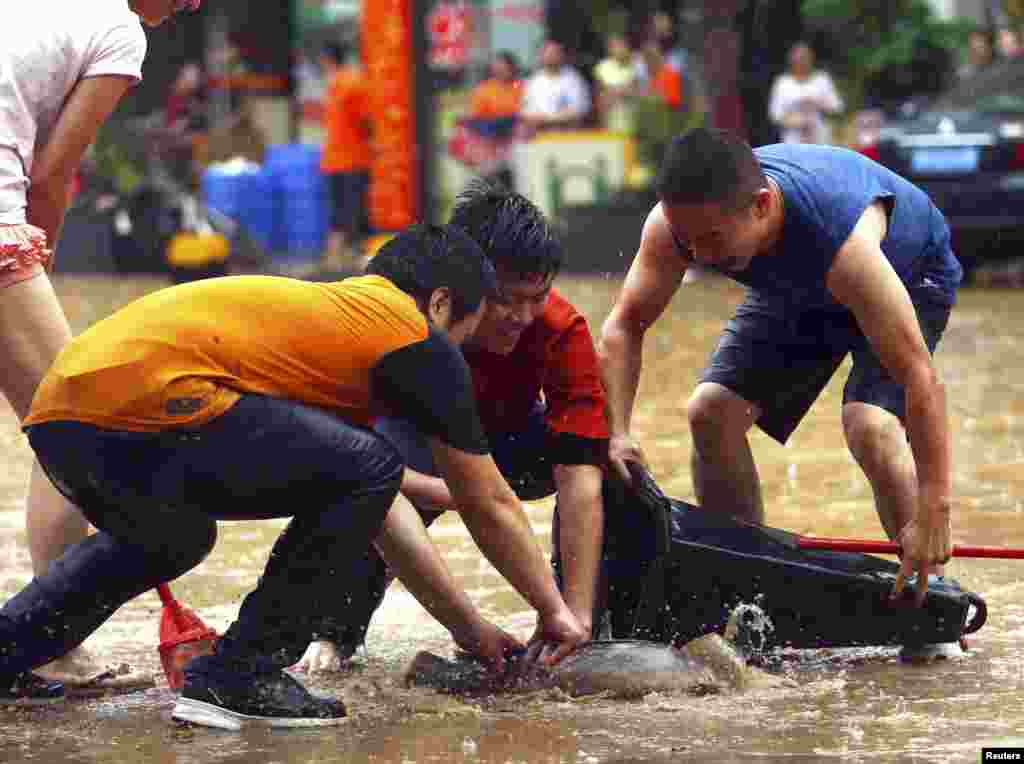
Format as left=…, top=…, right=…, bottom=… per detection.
left=1, top=275, right=1023, bottom=763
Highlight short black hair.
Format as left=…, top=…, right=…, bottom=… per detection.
left=448, top=178, right=563, bottom=281
left=366, top=223, right=498, bottom=322
left=656, top=127, right=767, bottom=210
left=321, top=41, right=348, bottom=65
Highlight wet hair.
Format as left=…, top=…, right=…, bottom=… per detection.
left=321, top=41, right=348, bottom=65
left=366, top=223, right=498, bottom=322
left=656, top=127, right=767, bottom=210
left=448, top=178, right=563, bottom=281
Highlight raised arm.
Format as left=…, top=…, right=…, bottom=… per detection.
left=825, top=201, right=952, bottom=600
left=598, top=204, right=688, bottom=480
left=27, top=75, right=135, bottom=252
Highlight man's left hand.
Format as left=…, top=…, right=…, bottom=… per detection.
left=891, top=505, right=952, bottom=605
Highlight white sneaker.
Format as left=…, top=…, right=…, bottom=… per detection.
left=899, top=641, right=965, bottom=662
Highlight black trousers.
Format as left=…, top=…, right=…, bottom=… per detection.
left=0, top=395, right=402, bottom=678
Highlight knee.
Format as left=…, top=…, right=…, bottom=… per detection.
left=686, top=385, right=752, bottom=446
left=842, top=405, right=905, bottom=472
left=156, top=516, right=217, bottom=579
left=363, top=436, right=404, bottom=501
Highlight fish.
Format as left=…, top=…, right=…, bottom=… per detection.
left=403, top=638, right=721, bottom=698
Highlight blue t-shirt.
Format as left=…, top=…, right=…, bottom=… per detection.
left=712, top=144, right=962, bottom=311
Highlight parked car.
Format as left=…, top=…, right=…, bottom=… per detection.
left=854, top=57, right=1024, bottom=276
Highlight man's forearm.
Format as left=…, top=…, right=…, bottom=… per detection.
left=553, top=465, right=604, bottom=630
left=598, top=318, right=644, bottom=435
left=459, top=492, right=568, bottom=619
left=26, top=181, right=70, bottom=255
left=374, top=494, right=482, bottom=638
left=904, top=372, right=952, bottom=517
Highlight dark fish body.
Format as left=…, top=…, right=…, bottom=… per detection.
left=403, top=639, right=717, bottom=698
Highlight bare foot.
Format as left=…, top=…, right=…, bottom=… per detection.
left=290, top=640, right=356, bottom=674
left=35, top=644, right=111, bottom=685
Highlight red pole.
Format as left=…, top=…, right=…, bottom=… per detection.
left=798, top=536, right=1024, bottom=559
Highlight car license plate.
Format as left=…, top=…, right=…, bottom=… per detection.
left=911, top=147, right=979, bottom=174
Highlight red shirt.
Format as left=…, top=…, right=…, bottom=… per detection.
left=463, top=289, right=608, bottom=463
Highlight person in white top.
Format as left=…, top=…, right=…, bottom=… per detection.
left=520, top=41, right=592, bottom=135
left=0, top=0, right=200, bottom=702
left=593, top=34, right=641, bottom=133
left=768, top=42, right=844, bottom=145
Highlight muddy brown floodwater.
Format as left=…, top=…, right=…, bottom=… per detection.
left=2, top=273, right=1023, bottom=764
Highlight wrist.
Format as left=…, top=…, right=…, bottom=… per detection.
left=448, top=612, right=485, bottom=644
left=919, top=488, right=952, bottom=517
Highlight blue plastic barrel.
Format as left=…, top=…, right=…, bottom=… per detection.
left=202, top=164, right=282, bottom=254
left=235, top=167, right=279, bottom=253
left=202, top=166, right=245, bottom=223
left=264, top=143, right=328, bottom=263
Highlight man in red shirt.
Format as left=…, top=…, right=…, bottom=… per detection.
left=295, top=180, right=611, bottom=672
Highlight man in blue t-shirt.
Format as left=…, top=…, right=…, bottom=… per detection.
left=598, top=128, right=963, bottom=656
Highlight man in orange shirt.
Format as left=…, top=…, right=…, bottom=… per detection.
left=319, top=41, right=371, bottom=271
left=459, top=51, right=522, bottom=189
left=1, top=224, right=588, bottom=726
left=469, top=51, right=523, bottom=121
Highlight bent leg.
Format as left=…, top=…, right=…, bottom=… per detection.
left=695, top=301, right=846, bottom=523
left=687, top=382, right=762, bottom=522
left=3, top=420, right=218, bottom=675
left=0, top=270, right=101, bottom=677
left=843, top=284, right=951, bottom=559
left=0, top=521, right=215, bottom=675
left=843, top=402, right=917, bottom=540
left=0, top=273, right=87, bottom=572
left=188, top=398, right=405, bottom=673
left=299, top=416, right=445, bottom=658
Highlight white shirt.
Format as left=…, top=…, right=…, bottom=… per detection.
left=521, top=66, right=591, bottom=121
left=768, top=70, right=843, bottom=145
left=0, top=0, right=146, bottom=223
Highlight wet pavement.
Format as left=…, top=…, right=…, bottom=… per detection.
left=2, top=273, right=1023, bottom=763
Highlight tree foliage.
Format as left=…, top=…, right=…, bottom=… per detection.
left=801, top=0, right=975, bottom=110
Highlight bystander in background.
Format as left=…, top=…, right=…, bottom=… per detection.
left=958, top=29, right=995, bottom=81
left=520, top=41, right=592, bottom=136
left=768, top=42, right=844, bottom=144
left=447, top=51, right=523, bottom=190
left=641, top=42, right=684, bottom=111
left=319, top=40, right=371, bottom=272
left=593, top=34, right=641, bottom=133
left=997, top=27, right=1023, bottom=59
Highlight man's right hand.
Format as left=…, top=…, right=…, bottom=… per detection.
left=524, top=607, right=590, bottom=667
left=451, top=618, right=526, bottom=676
left=608, top=433, right=647, bottom=483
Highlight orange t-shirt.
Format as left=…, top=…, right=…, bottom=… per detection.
left=320, top=66, right=372, bottom=173
left=470, top=78, right=523, bottom=119
left=652, top=65, right=683, bottom=109
left=26, top=275, right=428, bottom=432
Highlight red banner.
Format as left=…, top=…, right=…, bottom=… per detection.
left=362, top=0, right=419, bottom=231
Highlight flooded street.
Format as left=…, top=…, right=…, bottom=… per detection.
left=2, top=273, right=1023, bottom=763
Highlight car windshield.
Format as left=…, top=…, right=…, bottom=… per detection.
left=932, top=59, right=1024, bottom=114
